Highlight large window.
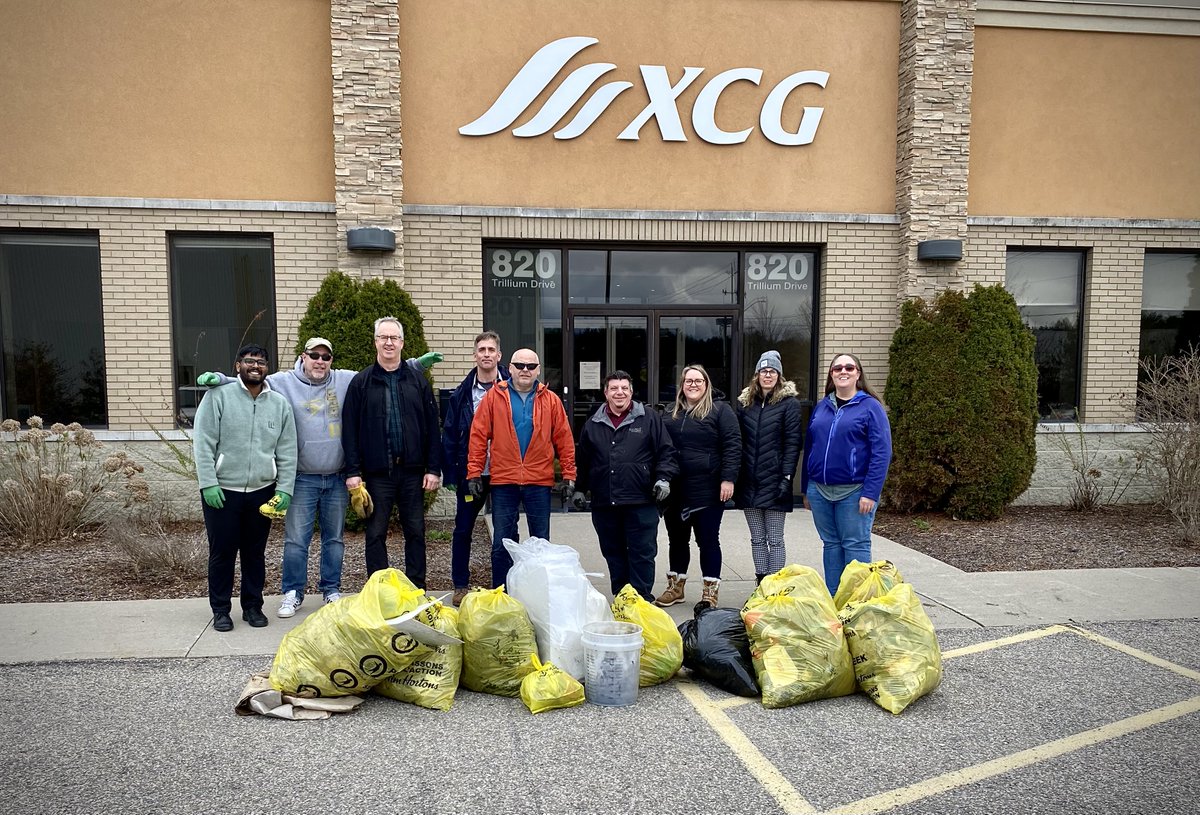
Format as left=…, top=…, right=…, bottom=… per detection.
left=483, top=247, right=563, bottom=389
left=1141, top=251, right=1200, bottom=362
left=741, top=250, right=817, bottom=400
left=0, top=232, right=106, bottom=426
left=1006, top=249, right=1085, bottom=421
left=170, top=235, right=275, bottom=426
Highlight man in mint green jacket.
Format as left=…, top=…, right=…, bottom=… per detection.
left=193, top=344, right=297, bottom=632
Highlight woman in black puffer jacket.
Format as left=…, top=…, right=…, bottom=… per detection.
left=736, top=350, right=802, bottom=583
left=655, top=365, right=742, bottom=610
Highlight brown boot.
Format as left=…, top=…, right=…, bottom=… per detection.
left=654, top=573, right=686, bottom=607
left=701, top=578, right=720, bottom=608
left=452, top=587, right=470, bottom=607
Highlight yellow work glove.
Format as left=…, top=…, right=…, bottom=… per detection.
left=349, top=483, right=374, bottom=518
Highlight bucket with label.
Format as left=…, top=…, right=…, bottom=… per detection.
left=581, top=620, right=643, bottom=707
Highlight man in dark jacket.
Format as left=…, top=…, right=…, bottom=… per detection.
left=342, top=317, right=442, bottom=587
left=573, top=370, right=678, bottom=601
left=440, top=330, right=509, bottom=604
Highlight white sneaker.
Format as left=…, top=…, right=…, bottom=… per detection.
left=278, top=590, right=302, bottom=618
left=324, top=591, right=342, bottom=604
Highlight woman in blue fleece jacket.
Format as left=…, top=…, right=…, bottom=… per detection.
left=801, top=353, right=893, bottom=596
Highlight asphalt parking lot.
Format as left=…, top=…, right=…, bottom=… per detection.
left=2, top=618, right=1196, bottom=815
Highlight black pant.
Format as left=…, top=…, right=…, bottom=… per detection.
left=364, top=466, right=426, bottom=588
left=202, top=484, right=274, bottom=615
left=663, top=504, right=725, bottom=579
left=591, top=504, right=660, bottom=601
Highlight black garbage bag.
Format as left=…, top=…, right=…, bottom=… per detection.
left=678, top=603, right=760, bottom=697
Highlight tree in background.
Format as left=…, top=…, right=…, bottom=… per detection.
left=884, top=285, right=1038, bottom=520
left=295, top=272, right=431, bottom=374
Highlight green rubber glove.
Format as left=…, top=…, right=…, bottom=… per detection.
left=196, top=372, right=221, bottom=386
left=274, top=491, right=291, bottom=511
left=417, top=351, right=443, bottom=369
left=201, top=486, right=225, bottom=509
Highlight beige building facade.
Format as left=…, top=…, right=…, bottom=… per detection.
left=2, top=0, right=1198, bottom=505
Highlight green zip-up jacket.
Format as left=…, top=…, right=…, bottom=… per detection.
left=192, top=378, right=297, bottom=495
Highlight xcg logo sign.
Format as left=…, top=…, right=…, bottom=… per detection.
left=459, top=36, right=829, bottom=146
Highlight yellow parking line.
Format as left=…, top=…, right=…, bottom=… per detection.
left=1066, top=625, right=1200, bottom=683
left=678, top=681, right=817, bottom=815
left=826, top=695, right=1200, bottom=815
left=942, top=625, right=1069, bottom=660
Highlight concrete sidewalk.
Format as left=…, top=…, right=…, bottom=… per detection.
left=2, top=509, right=1197, bottom=664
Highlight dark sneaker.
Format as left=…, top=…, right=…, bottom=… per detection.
left=242, top=608, right=268, bottom=628
left=212, top=612, right=233, bottom=632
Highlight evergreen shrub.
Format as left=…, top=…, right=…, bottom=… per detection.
left=884, top=285, right=1038, bottom=520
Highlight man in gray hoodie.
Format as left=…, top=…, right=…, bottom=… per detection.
left=199, top=337, right=440, bottom=618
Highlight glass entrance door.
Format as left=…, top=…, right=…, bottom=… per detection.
left=566, top=311, right=738, bottom=436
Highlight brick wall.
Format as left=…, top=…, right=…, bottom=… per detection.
left=0, top=203, right=338, bottom=430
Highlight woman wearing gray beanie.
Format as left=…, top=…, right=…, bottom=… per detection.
left=735, top=350, right=802, bottom=583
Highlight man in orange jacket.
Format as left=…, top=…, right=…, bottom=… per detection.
left=466, top=348, right=576, bottom=587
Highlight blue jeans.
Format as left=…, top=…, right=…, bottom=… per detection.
left=281, top=472, right=348, bottom=600
left=489, top=484, right=552, bottom=588
left=806, top=483, right=875, bottom=596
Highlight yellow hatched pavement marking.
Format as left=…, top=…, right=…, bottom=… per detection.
left=678, top=681, right=817, bottom=815
left=826, top=695, right=1200, bottom=815
left=941, top=624, right=1069, bottom=660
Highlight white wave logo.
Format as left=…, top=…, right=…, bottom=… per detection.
left=459, top=36, right=829, bottom=146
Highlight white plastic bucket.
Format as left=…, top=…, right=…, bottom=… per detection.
left=581, top=620, right=643, bottom=707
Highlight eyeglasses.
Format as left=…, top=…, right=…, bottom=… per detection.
left=511, top=362, right=539, bottom=371
left=830, top=364, right=858, bottom=373
left=305, top=351, right=333, bottom=362
left=682, top=378, right=706, bottom=386
left=238, top=358, right=268, bottom=368
left=758, top=369, right=779, bottom=376
left=375, top=335, right=402, bottom=343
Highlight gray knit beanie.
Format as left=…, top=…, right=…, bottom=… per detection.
left=755, top=350, right=783, bottom=376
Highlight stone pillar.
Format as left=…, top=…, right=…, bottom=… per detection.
left=330, top=1, right=403, bottom=278
left=895, top=0, right=976, bottom=300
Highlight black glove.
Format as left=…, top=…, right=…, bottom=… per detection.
left=467, top=478, right=484, bottom=499
left=561, top=479, right=575, bottom=498
left=653, top=480, right=671, bottom=503
left=778, top=477, right=793, bottom=499
left=571, top=490, right=588, bottom=510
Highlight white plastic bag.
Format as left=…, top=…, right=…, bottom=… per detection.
left=504, top=536, right=613, bottom=680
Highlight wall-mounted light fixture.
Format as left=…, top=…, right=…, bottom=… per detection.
left=916, top=239, right=963, bottom=262
left=346, top=227, right=396, bottom=252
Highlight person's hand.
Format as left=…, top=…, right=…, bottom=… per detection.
left=196, top=372, right=221, bottom=386
left=346, top=476, right=363, bottom=491
left=778, top=477, right=793, bottom=499
left=423, top=473, right=441, bottom=491
left=201, top=486, right=225, bottom=509
left=719, top=480, right=734, bottom=502
left=571, top=490, right=588, bottom=510
left=653, top=480, right=671, bottom=502
left=859, top=496, right=877, bottom=515
left=274, top=491, right=291, bottom=511
left=562, top=479, right=575, bottom=498
left=259, top=492, right=289, bottom=519
left=467, top=478, right=484, bottom=499
left=417, top=351, right=443, bottom=369
left=803, top=495, right=811, bottom=511
left=349, top=484, right=374, bottom=518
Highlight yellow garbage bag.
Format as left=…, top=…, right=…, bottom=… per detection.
left=459, top=586, right=538, bottom=697
left=839, top=582, right=942, bottom=714
left=520, top=655, right=586, bottom=714
left=611, top=584, right=683, bottom=687
left=741, top=564, right=856, bottom=708
left=270, top=568, right=426, bottom=697
left=833, top=559, right=904, bottom=610
left=374, top=602, right=463, bottom=711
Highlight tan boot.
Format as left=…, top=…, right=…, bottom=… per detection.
left=701, top=577, right=720, bottom=608
left=654, top=573, right=686, bottom=607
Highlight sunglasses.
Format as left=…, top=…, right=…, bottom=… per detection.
left=830, top=364, right=858, bottom=373
left=511, top=362, right=539, bottom=371
left=305, top=351, right=333, bottom=361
